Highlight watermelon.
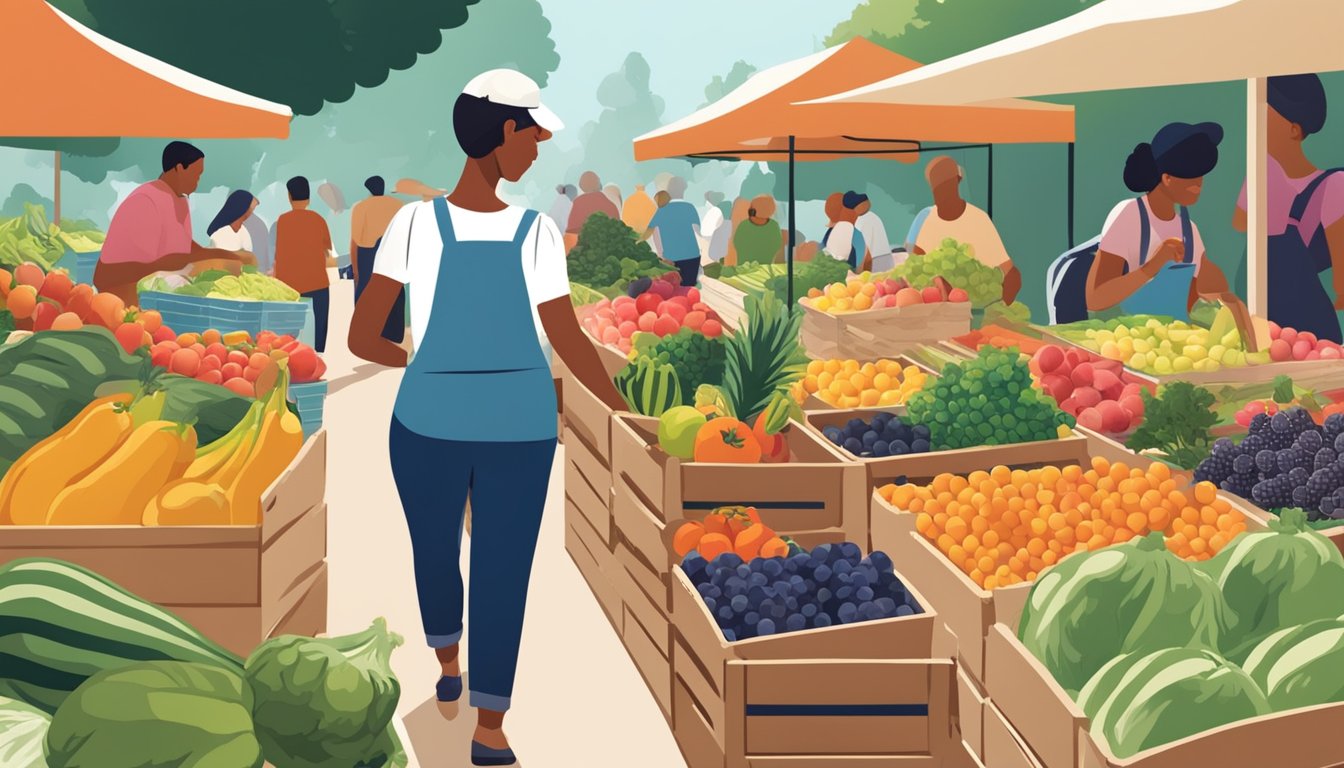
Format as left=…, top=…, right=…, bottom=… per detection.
left=614, top=358, right=682, bottom=417
left=1243, top=618, right=1344, bottom=711
left=1078, top=647, right=1269, bottom=759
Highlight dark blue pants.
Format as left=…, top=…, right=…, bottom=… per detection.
left=302, top=288, right=329, bottom=353
left=389, top=417, right=557, bottom=712
left=355, top=244, right=406, bottom=343
left=676, top=258, right=700, bottom=287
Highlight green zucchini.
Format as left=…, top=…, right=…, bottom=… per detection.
left=0, top=559, right=241, bottom=713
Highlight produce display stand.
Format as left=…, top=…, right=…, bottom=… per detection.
left=608, top=414, right=868, bottom=720
left=698, top=276, right=749, bottom=332
left=0, top=430, right=328, bottom=656
left=669, top=564, right=956, bottom=768
left=1035, top=326, right=1344, bottom=390
left=139, top=291, right=310, bottom=338
left=800, top=300, right=972, bottom=360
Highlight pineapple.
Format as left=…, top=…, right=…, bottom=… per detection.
left=721, top=293, right=806, bottom=423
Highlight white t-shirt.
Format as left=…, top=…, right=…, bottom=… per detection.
left=856, top=211, right=893, bottom=271
left=700, top=203, right=725, bottom=239
left=1098, top=198, right=1206, bottom=274
left=824, top=221, right=858, bottom=262
left=914, top=203, right=1011, bottom=268
left=209, top=225, right=252, bottom=252
left=372, top=201, right=569, bottom=360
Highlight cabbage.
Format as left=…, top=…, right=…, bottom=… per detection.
left=1242, top=618, right=1344, bottom=711
left=1079, top=647, right=1269, bottom=758
left=1203, top=508, right=1344, bottom=661
left=1018, top=532, right=1224, bottom=695
left=45, top=661, right=261, bottom=768
left=245, top=618, right=405, bottom=768
left=0, top=696, right=49, bottom=768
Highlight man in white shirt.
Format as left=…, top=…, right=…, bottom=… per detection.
left=907, top=156, right=1022, bottom=304
left=847, top=192, right=894, bottom=272
left=700, top=191, right=726, bottom=240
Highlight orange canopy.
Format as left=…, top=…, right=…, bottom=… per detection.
left=3, top=0, right=291, bottom=139
left=634, top=37, right=1074, bottom=163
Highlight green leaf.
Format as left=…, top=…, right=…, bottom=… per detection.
left=1272, top=375, right=1295, bottom=404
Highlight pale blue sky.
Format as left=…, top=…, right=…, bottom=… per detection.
left=539, top=0, right=851, bottom=147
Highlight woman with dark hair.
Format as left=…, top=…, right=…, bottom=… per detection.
left=1233, top=73, right=1343, bottom=342
left=1086, top=122, right=1245, bottom=322
left=348, top=69, right=624, bottom=767
left=202, top=190, right=258, bottom=274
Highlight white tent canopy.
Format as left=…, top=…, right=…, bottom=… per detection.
left=811, top=0, right=1342, bottom=107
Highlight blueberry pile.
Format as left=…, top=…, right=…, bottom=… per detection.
left=1194, top=409, right=1344, bottom=520
left=681, top=542, right=923, bottom=642
left=821, top=413, right=932, bottom=458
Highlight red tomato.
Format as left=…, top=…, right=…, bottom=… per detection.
left=170, top=348, right=201, bottom=377
left=113, top=322, right=147, bottom=355
left=221, top=362, right=244, bottom=380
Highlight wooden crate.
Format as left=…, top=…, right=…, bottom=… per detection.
left=611, top=414, right=867, bottom=539
left=986, top=621, right=1344, bottom=768
left=670, top=566, right=952, bottom=768
left=957, top=663, right=989, bottom=765
left=800, top=300, right=971, bottom=361
left=564, top=494, right=621, bottom=631
left=616, top=541, right=674, bottom=721
left=560, top=350, right=624, bottom=466
left=699, top=276, right=748, bottom=332
left=805, top=408, right=1091, bottom=487
left=565, top=425, right=615, bottom=548
left=0, top=431, right=328, bottom=656
left=1037, top=328, right=1344, bottom=389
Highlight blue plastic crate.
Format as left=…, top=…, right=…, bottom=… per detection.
left=297, top=411, right=323, bottom=439
left=54, top=249, right=100, bottom=286
left=288, top=381, right=327, bottom=437
left=139, top=292, right=308, bottom=337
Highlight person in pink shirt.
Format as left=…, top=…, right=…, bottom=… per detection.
left=1233, top=74, right=1343, bottom=342
left=94, top=141, right=241, bottom=306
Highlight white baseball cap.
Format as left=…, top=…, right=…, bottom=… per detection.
left=462, top=69, right=563, bottom=132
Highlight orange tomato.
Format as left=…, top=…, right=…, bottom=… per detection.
left=693, top=417, right=762, bottom=464
left=89, top=292, right=125, bottom=329
left=138, top=309, right=163, bottom=333
left=5, top=285, right=37, bottom=320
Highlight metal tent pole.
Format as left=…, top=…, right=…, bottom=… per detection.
left=1067, top=142, right=1076, bottom=248
left=986, top=144, right=994, bottom=218
left=787, top=135, right=796, bottom=312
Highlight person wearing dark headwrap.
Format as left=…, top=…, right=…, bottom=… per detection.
left=1087, top=122, right=1247, bottom=325
left=1233, top=73, right=1342, bottom=342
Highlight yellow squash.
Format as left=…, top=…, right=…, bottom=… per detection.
left=185, top=401, right=264, bottom=481
left=0, top=394, right=133, bottom=525
left=225, top=388, right=303, bottom=525
left=143, top=481, right=231, bottom=526
left=47, top=421, right=197, bottom=525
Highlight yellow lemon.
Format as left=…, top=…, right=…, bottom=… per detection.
left=860, top=389, right=881, bottom=407
left=853, top=293, right=873, bottom=311
left=824, top=359, right=842, bottom=375
left=873, top=372, right=893, bottom=391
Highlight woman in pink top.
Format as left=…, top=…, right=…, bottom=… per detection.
left=1086, top=122, right=1244, bottom=322
left=1232, top=74, right=1342, bottom=342
left=94, top=141, right=241, bottom=305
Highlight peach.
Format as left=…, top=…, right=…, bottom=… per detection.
left=1269, top=338, right=1293, bottom=362
left=894, top=287, right=923, bottom=307
left=921, top=286, right=943, bottom=304
left=1292, top=339, right=1313, bottom=361
left=618, top=321, right=638, bottom=338
left=652, top=315, right=681, bottom=337
left=660, top=302, right=689, bottom=323
left=701, top=319, right=723, bottom=338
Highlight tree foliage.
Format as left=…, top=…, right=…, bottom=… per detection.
left=701, top=61, right=758, bottom=108
left=49, top=0, right=479, bottom=116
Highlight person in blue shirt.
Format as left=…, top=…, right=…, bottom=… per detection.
left=640, top=175, right=703, bottom=286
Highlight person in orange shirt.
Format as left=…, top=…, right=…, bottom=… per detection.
left=274, top=176, right=334, bottom=352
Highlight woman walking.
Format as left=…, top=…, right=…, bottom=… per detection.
left=349, top=69, right=625, bottom=766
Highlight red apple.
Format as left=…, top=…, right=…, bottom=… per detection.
left=1269, top=338, right=1293, bottom=362
left=636, top=292, right=661, bottom=315
left=1035, top=345, right=1066, bottom=374
left=1073, top=386, right=1103, bottom=409
left=1070, top=362, right=1095, bottom=388
left=921, top=286, right=943, bottom=304
left=1077, top=407, right=1104, bottom=432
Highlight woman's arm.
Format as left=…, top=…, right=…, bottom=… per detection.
left=1194, top=257, right=1236, bottom=300
left=1328, top=219, right=1344, bottom=309
left=539, top=297, right=627, bottom=412
left=349, top=275, right=410, bottom=367
left=1086, top=249, right=1173, bottom=312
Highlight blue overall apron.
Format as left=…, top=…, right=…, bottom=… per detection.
left=1267, top=169, right=1343, bottom=343
left=1120, top=198, right=1196, bottom=320
left=393, top=199, right=557, bottom=442
left=822, top=226, right=867, bottom=271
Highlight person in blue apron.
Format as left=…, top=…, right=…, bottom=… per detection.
left=1086, top=122, right=1246, bottom=321
left=348, top=69, right=627, bottom=767
left=821, top=192, right=868, bottom=271
left=1233, top=74, right=1344, bottom=343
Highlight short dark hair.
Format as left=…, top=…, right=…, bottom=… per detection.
left=286, top=176, right=310, bottom=201
left=453, top=94, right=538, bottom=159
left=364, top=176, right=385, bottom=196
left=162, top=141, right=204, bottom=173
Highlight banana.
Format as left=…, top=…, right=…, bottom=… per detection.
left=186, top=403, right=264, bottom=481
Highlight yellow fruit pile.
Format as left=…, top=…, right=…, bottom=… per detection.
left=792, top=358, right=929, bottom=408
left=806, top=278, right=878, bottom=313
left=878, top=458, right=1247, bottom=590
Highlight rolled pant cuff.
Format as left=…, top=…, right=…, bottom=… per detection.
left=426, top=631, right=462, bottom=648
left=470, top=691, right=511, bottom=712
